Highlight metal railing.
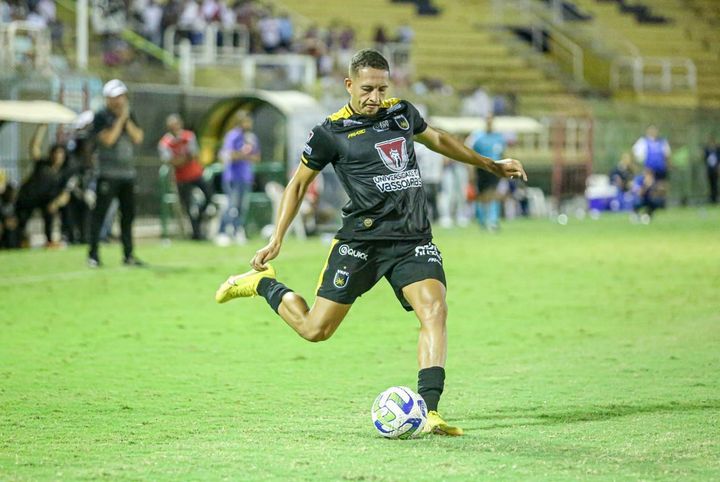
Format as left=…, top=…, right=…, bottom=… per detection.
left=176, top=42, right=316, bottom=90
left=610, top=56, right=697, bottom=92
left=0, top=21, right=51, bottom=72
left=164, top=23, right=249, bottom=66
left=497, top=0, right=587, bottom=84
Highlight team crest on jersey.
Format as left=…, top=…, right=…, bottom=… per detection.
left=374, top=137, right=409, bottom=173
left=333, top=269, right=350, bottom=289
left=393, top=115, right=410, bottom=130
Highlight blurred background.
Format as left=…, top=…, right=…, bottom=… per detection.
left=1, top=0, right=719, bottom=248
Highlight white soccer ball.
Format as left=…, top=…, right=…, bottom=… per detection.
left=371, top=386, right=427, bottom=439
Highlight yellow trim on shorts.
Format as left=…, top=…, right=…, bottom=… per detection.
left=315, top=238, right=339, bottom=294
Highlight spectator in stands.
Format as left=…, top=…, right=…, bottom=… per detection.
left=395, top=23, right=414, bottom=43
left=469, top=114, right=507, bottom=232
left=461, top=87, right=492, bottom=118
left=14, top=124, right=70, bottom=248
left=158, top=114, right=213, bottom=240
left=277, top=10, right=293, bottom=51
left=141, top=0, right=163, bottom=47
left=703, top=136, right=719, bottom=204
left=178, top=0, right=205, bottom=45
left=88, top=79, right=145, bottom=267
left=258, top=6, right=281, bottom=53
left=216, top=109, right=260, bottom=246
left=0, top=173, right=19, bottom=249
left=632, top=125, right=670, bottom=209
left=201, top=0, right=221, bottom=24
left=415, top=142, right=444, bottom=222
left=373, top=25, right=388, bottom=50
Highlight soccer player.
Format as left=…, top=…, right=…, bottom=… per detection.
left=215, top=49, right=527, bottom=436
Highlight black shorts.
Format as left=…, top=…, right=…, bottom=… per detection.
left=316, top=237, right=446, bottom=311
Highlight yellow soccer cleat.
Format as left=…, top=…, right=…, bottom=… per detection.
left=423, top=410, right=464, bottom=436
left=215, top=264, right=276, bottom=303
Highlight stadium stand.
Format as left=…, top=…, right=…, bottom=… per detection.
left=276, top=0, right=590, bottom=117
left=572, top=0, right=720, bottom=108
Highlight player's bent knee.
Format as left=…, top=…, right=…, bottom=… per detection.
left=418, top=299, right=448, bottom=326
left=303, top=326, right=333, bottom=343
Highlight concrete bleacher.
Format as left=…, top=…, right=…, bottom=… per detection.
left=277, top=0, right=588, bottom=116
left=572, top=0, right=720, bottom=108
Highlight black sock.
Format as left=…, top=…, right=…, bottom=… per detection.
left=257, top=277, right=293, bottom=314
left=418, top=366, right=445, bottom=412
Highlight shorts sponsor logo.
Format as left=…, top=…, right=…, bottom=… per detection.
left=348, top=129, right=366, bottom=139
left=393, top=114, right=410, bottom=130
left=338, top=244, right=368, bottom=260
left=373, top=169, right=422, bottom=193
left=415, top=242, right=442, bottom=264
left=306, top=130, right=314, bottom=142
left=303, top=143, right=312, bottom=155
left=373, top=120, right=390, bottom=132
left=375, top=137, right=409, bottom=172
left=333, top=269, right=350, bottom=288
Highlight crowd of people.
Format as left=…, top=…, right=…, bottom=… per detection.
left=2, top=100, right=717, bottom=254
left=120, top=0, right=363, bottom=78
left=1, top=76, right=718, bottom=254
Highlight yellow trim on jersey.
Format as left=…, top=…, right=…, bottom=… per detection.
left=315, top=238, right=339, bottom=294
left=381, top=98, right=401, bottom=109
left=328, top=105, right=354, bottom=121
left=327, top=98, right=401, bottom=121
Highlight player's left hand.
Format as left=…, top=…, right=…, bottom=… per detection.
left=494, top=159, right=527, bottom=181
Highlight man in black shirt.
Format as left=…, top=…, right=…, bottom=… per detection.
left=88, top=79, right=145, bottom=267
left=215, top=49, right=527, bottom=436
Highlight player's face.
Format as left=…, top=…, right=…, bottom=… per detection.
left=346, top=67, right=390, bottom=116
left=106, top=94, right=127, bottom=113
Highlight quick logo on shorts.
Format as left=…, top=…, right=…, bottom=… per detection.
left=333, top=269, right=350, bottom=288
left=338, top=244, right=368, bottom=260
left=415, top=242, right=442, bottom=264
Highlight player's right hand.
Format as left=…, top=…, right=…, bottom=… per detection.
left=251, top=240, right=281, bottom=271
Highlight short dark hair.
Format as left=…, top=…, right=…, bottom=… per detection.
left=349, top=49, right=390, bottom=77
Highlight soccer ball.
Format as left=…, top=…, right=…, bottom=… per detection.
left=371, top=386, right=427, bottom=439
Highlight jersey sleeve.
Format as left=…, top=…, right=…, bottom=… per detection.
left=405, top=101, right=427, bottom=135
left=300, top=124, right=338, bottom=171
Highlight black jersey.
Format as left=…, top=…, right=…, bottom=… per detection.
left=301, top=98, right=431, bottom=240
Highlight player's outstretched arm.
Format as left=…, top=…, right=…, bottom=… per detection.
left=251, top=163, right=319, bottom=271
left=416, top=125, right=527, bottom=181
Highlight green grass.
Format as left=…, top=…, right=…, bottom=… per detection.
left=1, top=208, right=719, bottom=480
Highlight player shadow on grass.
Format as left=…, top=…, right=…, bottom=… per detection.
left=464, top=399, right=720, bottom=431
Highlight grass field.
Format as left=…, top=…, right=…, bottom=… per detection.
left=1, top=208, right=719, bottom=480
